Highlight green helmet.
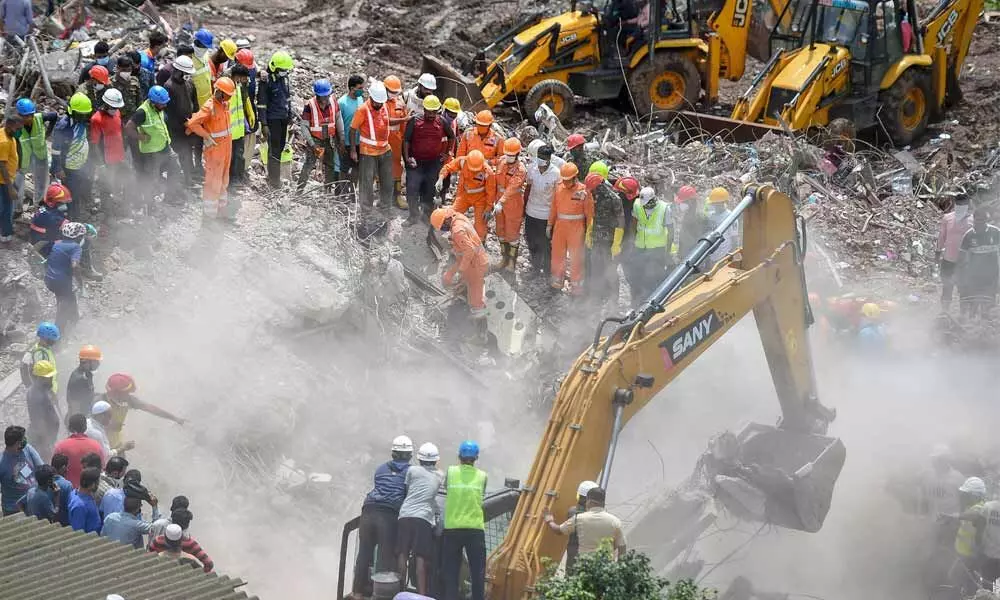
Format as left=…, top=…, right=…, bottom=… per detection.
left=269, top=51, right=294, bottom=71
left=68, top=93, right=93, bottom=115
left=588, top=160, right=610, bottom=179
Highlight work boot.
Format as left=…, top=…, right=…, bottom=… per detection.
left=493, top=242, right=509, bottom=271
left=394, top=181, right=408, bottom=209
left=506, top=243, right=519, bottom=273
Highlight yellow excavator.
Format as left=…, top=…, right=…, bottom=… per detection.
left=337, top=184, right=846, bottom=599
left=683, top=0, right=981, bottom=145
left=423, top=0, right=793, bottom=121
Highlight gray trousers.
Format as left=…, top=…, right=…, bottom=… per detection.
left=358, top=151, right=393, bottom=208
left=15, top=156, right=49, bottom=207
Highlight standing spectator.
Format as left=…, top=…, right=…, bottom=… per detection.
left=79, top=41, right=114, bottom=85
left=103, top=495, right=160, bottom=548
left=149, top=495, right=189, bottom=542
left=0, top=115, right=22, bottom=244
left=257, top=51, right=294, bottom=189
left=959, top=208, right=1000, bottom=318
left=523, top=145, right=560, bottom=278
left=0, top=426, right=43, bottom=516
left=112, top=56, right=143, bottom=122
left=396, top=442, right=442, bottom=595
left=96, top=455, right=127, bottom=507
left=0, top=0, right=34, bottom=41
left=50, top=453, right=74, bottom=525
left=67, top=345, right=102, bottom=419
left=336, top=75, right=366, bottom=186
left=25, top=360, right=60, bottom=458
left=441, top=440, right=488, bottom=600
left=938, top=195, right=971, bottom=311
left=148, top=510, right=215, bottom=572
left=544, top=486, right=627, bottom=559
left=101, top=468, right=147, bottom=516
left=17, top=464, right=60, bottom=522
left=69, top=467, right=103, bottom=533
left=52, top=414, right=104, bottom=487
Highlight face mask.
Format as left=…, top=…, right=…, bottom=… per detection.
left=389, top=91, right=400, bottom=99
left=107, top=109, right=119, bottom=116
left=276, top=70, right=288, bottom=79
left=505, top=155, right=517, bottom=163
left=95, top=84, right=105, bottom=91
left=476, top=125, right=490, bottom=135
left=371, top=102, right=383, bottom=110
left=353, top=89, right=364, bottom=98
left=96, top=57, right=109, bottom=66
left=118, top=71, right=130, bottom=80
left=182, top=74, right=192, bottom=82
left=57, top=204, right=68, bottom=213
left=215, top=93, right=227, bottom=102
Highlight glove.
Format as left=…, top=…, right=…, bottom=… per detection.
left=611, top=227, right=624, bottom=258
left=546, top=225, right=552, bottom=239
left=493, top=201, right=503, bottom=215
left=85, top=223, right=98, bottom=238
left=204, top=137, right=217, bottom=148
left=585, top=223, right=593, bottom=249
left=435, top=178, right=444, bottom=193
left=406, top=157, right=417, bottom=168
left=433, top=195, right=443, bottom=207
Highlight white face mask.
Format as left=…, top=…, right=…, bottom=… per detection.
left=95, top=84, right=105, bottom=91
left=505, top=155, right=517, bottom=163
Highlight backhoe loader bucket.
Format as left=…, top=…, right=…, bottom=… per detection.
left=673, top=111, right=786, bottom=144
left=420, top=54, right=487, bottom=112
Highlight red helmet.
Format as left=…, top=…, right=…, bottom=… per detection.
left=89, top=65, right=110, bottom=85
left=584, top=172, right=604, bottom=191
left=106, top=372, right=137, bottom=394
left=613, top=176, right=640, bottom=201
left=235, top=48, right=254, bottom=68
left=675, top=185, right=697, bottom=204
left=566, top=133, right=586, bottom=150
left=44, top=182, right=72, bottom=206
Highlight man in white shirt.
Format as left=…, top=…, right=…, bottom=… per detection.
left=523, top=145, right=561, bottom=277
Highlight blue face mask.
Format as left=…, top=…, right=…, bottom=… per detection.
left=96, top=57, right=109, bottom=66
left=353, top=89, right=364, bottom=99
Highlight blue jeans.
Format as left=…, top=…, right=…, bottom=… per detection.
left=44, top=276, right=78, bottom=332
left=0, top=183, right=13, bottom=236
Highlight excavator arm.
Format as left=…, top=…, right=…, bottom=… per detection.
left=486, top=185, right=844, bottom=599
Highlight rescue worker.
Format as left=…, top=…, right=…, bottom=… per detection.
left=563, top=480, right=599, bottom=571
left=431, top=207, right=489, bottom=321
left=78, top=40, right=113, bottom=84
left=547, top=163, right=594, bottom=294
left=352, top=436, right=412, bottom=599
left=456, top=110, right=501, bottom=164
left=112, top=56, right=143, bottom=122
left=139, top=31, right=170, bottom=95
left=296, top=78, right=345, bottom=193
left=89, top=89, right=127, bottom=211
left=191, top=28, right=215, bottom=107
left=337, top=75, right=366, bottom=186
left=29, top=183, right=70, bottom=256
left=920, top=445, right=964, bottom=519
left=977, top=491, right=1000, bottom=584
left=564, top=133, right=592, bottom=180
left=77, top=65, right=111, bottom=109
left=19, top=321, right=59, bottom=392
left=442, top=440, right=487, bottom=600
left=611, top=175, right=640, bottom=247
left=163, top=55, right=200, bottom=190
left=586, top=161, right=626, bottom=302
left=205, top=39, right=236, bottom=90
left=234, top=49, right=258, bottom=183
left=706, top=187, right=737, bottom=267
left=50, top=93, right=93, bottom=221
left=490, top=138, right=527, bottom=273
left=350, top=81, right=393, bottom=209
left=629, top=186, right=671, bottom=301
left=125, top=85, right=174, bottom=209
left=67, top=345, right=102, bottom=420
left=438, top=97, right=462, bottom=200
left=14, top=98, right=55, bottom=209
left=156, top=44, right=194, bottom=86
left=955, top=477, right=988, bottom=584
left=676, top=183, right=704, bottom=257
left=384, top=75, right=409, bottom=210
left=857, top=302, right=889, bottom=350
left=187, top=78, right=236, bottom=220
left=523, top=145, right=560, bottom=277
left=226, top=64, right=255, bottom=191
left=937, top=195, right=971, bottom=311
left=958, top=208, right=1000, bottom=319
left=26, top=360, right=60, bottom=456
left=98, top=373, right=185, bottom=449
left=404, top=72, right=437, bottom=118
left=257, top=51, right=294, bottom=190
left=396, top=442, right=442, bottom=596
left=45, top=221, right=86, bottom=333
left=403, top=95, right=454, bottom=225
left=0, top=114, right=19, bottom=243
left=436, top=149, right=496, bottom=241
left=544, top=486, right=627, bottom=560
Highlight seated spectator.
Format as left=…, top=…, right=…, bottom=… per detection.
left=148, top=509, right=214, bottom=572
left=17, top=464, right=60, bottom=522
left=149, top=495, right=189, bottom=543
left=103, top=495, right=160, bottom=549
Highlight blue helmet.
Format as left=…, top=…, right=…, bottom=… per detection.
left=15, top=98, right=35, bottom=117
left=458, top=440, right=480, bottom=459
left=313, top=79, right=333, bottom=98
left=194, top=28, right=214, bottom=48
left=148, top=85, right=170, bottom=105
left=36, top=321, right=60, bottom=342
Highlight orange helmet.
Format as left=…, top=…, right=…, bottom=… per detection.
left=466, top=150, right=486, bottom=172
left=89, top=65, right=110, bottom=85
left=79, top=345, right=103, bottom=361
left=383, top=75, right=402, bottom=94
left=613, top=176, right=640, bottom=200
left=560, top=162, right=579, bottom=180
left=503, top=138, right=522, bottom=156
left=474, top=110, right=494, bottom=126
left=675, top=185, right=697, bottom=204
left=214, top=77, right=236, bottom=96
left=584, top=172, right=604, bottom=191
left=106, top=372, right=137, bottom=394
left=44, top=182, right=72, bottom=206
left=430, top=207, right=456, bottom=231
left=235, top=48, right=254, bottom=68
left=566, top=133, right=586, bottom=150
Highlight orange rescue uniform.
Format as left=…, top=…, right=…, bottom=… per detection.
left=549, top=180, right=594, bottom=291
left=386, top=96, right=408, bottom=181
left=444, top=213, right=489, bottom=314
left=494, top=159, right=527, bottom=243
left=186, top=96, right=233, bottom=216
left=440, top=156, right=497, bottom=241
left=456, top=129, right=502, bottom=164
left=351, top=100, right=391, bottom=157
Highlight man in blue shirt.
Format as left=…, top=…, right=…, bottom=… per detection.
left=17, top=464, right=60, bottom=522
left=101, top=468, right=146, bottom=517
left=50, top=453, right=74, bottom=526
left=336, top=75, right=365, bottom=186
left=0, top=0, right=34, bottom=40
left=0, top=425, right=43, bottom=516
left=69, top=467, right=103, bottom=533
left=44, top=221, right=84, bottom=333
left=103, top=495, right=160, bottom=548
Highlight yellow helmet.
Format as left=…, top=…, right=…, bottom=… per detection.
left=422, top=94, right=442, bottom=111
left=707, top=187, right=730, bottom=204
left=220, top=39, right=238, bottom=59
left=862, top=302, right=881, bottom=319
left=443, top=97, right=461, bottom=113
left=32, top=360, right=56, bottom=378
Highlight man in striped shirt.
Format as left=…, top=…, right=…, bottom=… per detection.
left=147, top=508, right=214, bottom=572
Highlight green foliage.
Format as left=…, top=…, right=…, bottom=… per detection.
left=535, top=541, right=715, bottom=600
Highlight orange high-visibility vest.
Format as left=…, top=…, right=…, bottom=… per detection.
left=353, top=101, right=389, bottom=156
left=307, top=97, right=338, bottom=140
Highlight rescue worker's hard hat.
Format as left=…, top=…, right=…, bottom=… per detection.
left=36, top=321, right=60, bottom=342
left=640, top=186, right=656, bottom=202
left=503, top=138, right=522, bottom=156
left=193, top=28, right=214, bottom=48
left=566, top=133, right=586, bottom=150
left=172, top=55, right=196, bottom=74
left=391, top=435, right=414, bottom=453
left=235, top=49, right=254, bottom=69
left=862, top=302, right=881, bottom=319
left=422, top=94, right=442, bottom=112
left=368, top=81, right=388, bottom=103
left=417, top=442, right=440, bottom=462
left=101, top=88, right=124, bottom=109
left=459, top=440, right=480, bottom=459
left=60, top=221, right=86, bottom=239
left=474, top=110, right=494, bottom=126
left=106, top=372, right=137, bottom=394
left=383, top=75, right=403, bottom=94
left=577, top=480, right=599, bottom=498
left=213, top=77, right=236, bottom=97
left=430, top=207, right=455, bottom=230
left=960, top=477, right=987, bottom=497
left=613, top=176, right=640, bottom=201
left=588, top=160, right=609, bottom=179
left=68, top=93, right=93, bottom=115
left=466, top=150, right=486, bottom=172
left=44, top=183, right=71, bottom=206
left=417, top=73, right=437, bottom=90
left=89, top=65, right=110, bottom=85
left=32, top=360, right=56, bottom=378
left=15, top=98, right=35, bottom=116
left=675, top=184, right=697, bottom=203
left=707, top=187, right=730, bottom=204
left=79, top=345, right=103, bottom=361
left=235, top=38, right=251, bottom=49
left=268, top=50, right=294, bottom=71
left=219, top=39, right=238, bottom=59
left=443, top=97, right=461, bottom=113
left=584, top=172, right=604, bottom=191
left=559, top=162, right=579, bottom=180
left=147, top=85, right=170, bottom=105
left=313, top=79, right=333, bottom=98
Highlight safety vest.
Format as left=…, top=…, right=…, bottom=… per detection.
left=64, top=123, right=89, bottom=171
left=306, top=97, right=337, bottom=140
left=136, top=100, right=171, bottom=154
left=357, top=101, right=389, bottom=155
left=461, top=163, right=489, bottom=195
left=956, top=502, right=985, bottom=557
left=29, top=343, right=58, bottom=394
left=633, top=200, right=669, bottom=249
left=229, top=85, right=246, bottom=141
left=192, top=54, right=213, bottom=107
left=19, top=113, right=47, bottom=168
left=410, top=116, right=446, bottom=161
left=444, top=464, right=486, bottom=530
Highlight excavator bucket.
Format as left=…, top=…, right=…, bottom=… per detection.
left=420, top=54, right=487, bottom=112
left=673, top=111, right=786, bottom=144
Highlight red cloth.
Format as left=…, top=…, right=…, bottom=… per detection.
left=89, top=111, right=126, bottom=164
left=52, top=433, right=105, bottom=488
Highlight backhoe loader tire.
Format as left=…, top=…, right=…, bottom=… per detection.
left=627, top=53, right=700, bottom=118
left=524, top=79, right=575, bottom=124
left=880, top=70, right=931, bottom=146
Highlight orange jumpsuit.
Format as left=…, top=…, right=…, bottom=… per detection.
left=440, top=156, right=497, bottom=241
left=456, top=129, right=502, bottom=164
left=494, top=158, right=527, bottom=243
left=444, top=213, right=489, bottom=315
left=186, top=97, right=233, bottom=217
left=549, top=180, right=594, bottom=292
left=386, top=96, right=409, bottom=182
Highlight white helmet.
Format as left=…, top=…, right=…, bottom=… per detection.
left=577, top=480, right=599, bottom=498
left=369, top=81, right=388, bottom=103
left=960, top=477, right=987, bottom=497
left=527, top=139, right=546, bottom=159
left=418, top=72, right=437, bottom=90
left=235, top=38, right=251, bottom=49
left=639, top=186, right=656, bottom=202
left=391, top=435, right=413, bottom=453
left=101, top=88, right=124, bottom=109
left=417, top=442, right=440, bottom=462
left=172, top=55, right=195, bottom=75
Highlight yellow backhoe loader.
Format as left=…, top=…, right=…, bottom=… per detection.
left=423, top=0, right=793, bottom=122
left=682, top=0, right=981, bottom=145
left=337, top=184, right=846, bottom=599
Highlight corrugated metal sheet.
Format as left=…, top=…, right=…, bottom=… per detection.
left=0, top=514, right=259, bottom=600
